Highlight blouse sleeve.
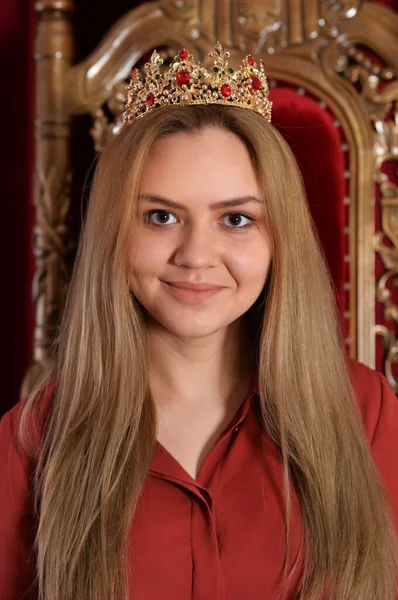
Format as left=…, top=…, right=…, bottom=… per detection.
left=0, top=403, right=39, bottom=600
left=369, top=372, right=398, bottom=533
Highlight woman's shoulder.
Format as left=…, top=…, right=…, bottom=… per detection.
left=348, top=360, right=398, bottom=456
left=0, top=379, right=57, bottom=462
left=1, top=379, right=57, bottom=426
left=0, top=381, right=56, bottom=600
left=347, top=357, right=388, bottom=391
left=347, top=359, right=398, bottom=512
left=346, top=358, right=397, bottom=443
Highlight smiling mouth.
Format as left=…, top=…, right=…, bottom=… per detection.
left=163, top=281, right=224, bottom=291
left=161, top=281, right=224, bottom=303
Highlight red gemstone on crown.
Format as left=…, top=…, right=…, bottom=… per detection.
left=251, top=76, right=262, bottom=90
left=220, top=84, right=232, bottom=97
left=131, top=69, right=137, bottom=77
left=146, top=93, right=155, bottom=106
left=179, top=49, right=189, bottom=59
left=248, top=55, right=255, bottom=66
left=176, top=71, right=191, bottom=86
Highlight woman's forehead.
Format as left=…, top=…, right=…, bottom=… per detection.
left=139, top=129, right=261, bottom=202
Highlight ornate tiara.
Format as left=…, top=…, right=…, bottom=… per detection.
left=122, top=42, right=272, bottom=127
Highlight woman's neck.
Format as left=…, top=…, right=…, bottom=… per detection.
left=147, top=318, right=254, bottom=413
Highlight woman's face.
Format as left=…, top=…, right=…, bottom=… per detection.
left=128, top=127, right=271, bottom=339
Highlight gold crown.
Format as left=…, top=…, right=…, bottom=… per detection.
left=122, top=42, right=272, bottom=126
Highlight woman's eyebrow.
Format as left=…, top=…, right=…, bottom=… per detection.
left=137, top=193, right=262, bottom=210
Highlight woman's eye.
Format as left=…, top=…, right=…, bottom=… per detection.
left=222, top=213, right=254, bottom=228
left=143, top=210, right=255, bottom=229
left=144, top=210, right=178, bottom=226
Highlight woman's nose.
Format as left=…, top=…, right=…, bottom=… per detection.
left=172, top=222, right=219, bottom=269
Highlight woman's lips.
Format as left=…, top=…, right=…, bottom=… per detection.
left=161, top=281, right=224, bottom=302
left=165, top=281, right=223, bottom=290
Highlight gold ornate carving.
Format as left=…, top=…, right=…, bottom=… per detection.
left=161, top=0, right=200, bottom=40
left=374, top=325, right=398, bottom=392
left=21, top=165, right=74, bottom=398
left=33, top=165, right=73, bottom=337
left=161, top=0, right=197, bottom=21
left=373, top=107, right=398, bottom=390
left=22, top=0, right=75, bottom=396
left=235, top=1, right=282, bottom=48
left=323, top=0, right=361, bottom=19
left=323, top=38, right=396, bottom=121
left=344, top=59, right=397, bottom=121
left=233, top=0, right=361, bottom=50
left=321, top=7, right=398, bottom=374
left=90, top=82, right=126, bottom=151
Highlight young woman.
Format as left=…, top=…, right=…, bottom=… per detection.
left=1, top=45, right=398, bottom=600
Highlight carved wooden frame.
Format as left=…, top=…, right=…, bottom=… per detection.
left=26, top=0, right=398, bottom=393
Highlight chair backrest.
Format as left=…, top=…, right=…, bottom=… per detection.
left=25, top=0, right=398, bottom=395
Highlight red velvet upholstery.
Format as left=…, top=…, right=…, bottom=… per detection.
left=271, top=84, right=350, bottom=340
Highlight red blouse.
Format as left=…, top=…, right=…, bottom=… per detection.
left=1, top=360, right=398, bottom=600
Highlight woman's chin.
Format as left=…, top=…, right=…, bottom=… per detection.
left=149, top=315, right=227, bottom=340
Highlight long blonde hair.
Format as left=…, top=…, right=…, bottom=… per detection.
left=19, top=104, right=398, bottom=599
